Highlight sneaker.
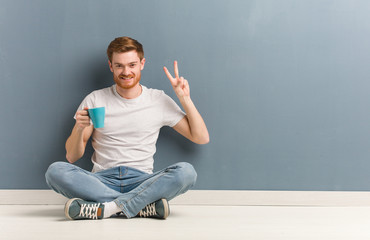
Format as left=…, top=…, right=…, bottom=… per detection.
left=138, top=198, right=170, bottom=219
left=65, top=198, right=104, bottom=220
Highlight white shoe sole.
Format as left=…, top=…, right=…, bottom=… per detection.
left=162, top=199, right=169, bottom=219
left=64, top=198, right=82, bottom=220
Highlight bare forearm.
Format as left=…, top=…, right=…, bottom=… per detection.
left=164, top=61, right=209, bottom=144
left=65, top=125, right=86, bottom=163
left=65, top=108, right=93, bottom=163
left=179, top=96, right=209, bottom=144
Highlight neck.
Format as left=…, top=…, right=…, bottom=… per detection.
left=116, top=84, right=142, bottom=99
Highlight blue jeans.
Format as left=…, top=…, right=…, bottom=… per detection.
left=45, top=161, right=197, bottom=218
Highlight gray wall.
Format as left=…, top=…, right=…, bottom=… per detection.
left=1, top=0, right=370, bottom=190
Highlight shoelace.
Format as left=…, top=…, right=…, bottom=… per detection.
left=79, top=203, right=101, bottom=220
left=138, top=203, right=156, bottom=217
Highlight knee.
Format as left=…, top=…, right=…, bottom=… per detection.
left=45, top=161, right=72, bottom=187
left=173, top=162, right=197, bottom=189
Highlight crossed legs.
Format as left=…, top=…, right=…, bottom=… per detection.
left=45, top=161, right=197, bottom=218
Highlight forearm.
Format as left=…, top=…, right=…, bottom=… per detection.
left=65, top=125, right=86, bottom=163
left=179, top=96, right=209, bottom=144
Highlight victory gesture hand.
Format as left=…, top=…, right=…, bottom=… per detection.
left=163, top=61, right=190, bottom=98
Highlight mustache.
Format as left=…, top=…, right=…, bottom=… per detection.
left=119, top=74, right=135, bottom=78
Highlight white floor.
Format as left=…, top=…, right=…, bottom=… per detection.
left=2, top=204, right=370, bottom=240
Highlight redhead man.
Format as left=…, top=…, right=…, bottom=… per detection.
left=45, top=37, right=209, bottom=220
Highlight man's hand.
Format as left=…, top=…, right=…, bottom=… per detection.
left=66, top=107, right=94, bottom=163
left=164, top=61, right=190, bottom=99
left=75, top=107, right=91, bottom=130
left=163, top=60, right=209, bottom=145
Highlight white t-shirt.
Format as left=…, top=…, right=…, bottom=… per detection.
left=75, top=84, right=185, bottom=174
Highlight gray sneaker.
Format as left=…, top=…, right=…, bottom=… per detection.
left=138, top=198, right=170, bottom=219
left=65, top=198, right=105, bottom=220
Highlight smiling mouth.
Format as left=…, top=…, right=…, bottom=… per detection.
left=120, top=76, right=134, bottom=80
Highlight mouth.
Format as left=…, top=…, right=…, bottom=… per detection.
left=119, top=76, right=134, bottom=81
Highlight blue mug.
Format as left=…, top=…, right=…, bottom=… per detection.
left=88, top=107, right=105, bottom=128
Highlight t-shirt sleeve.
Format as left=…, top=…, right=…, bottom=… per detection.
left=73, top=93, right=95, bottom=119
left=161, top=93, right=186, bottom=127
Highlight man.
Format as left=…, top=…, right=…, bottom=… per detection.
left=45, top=37, right=209, bottom=220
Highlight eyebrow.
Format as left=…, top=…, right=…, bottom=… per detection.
left=114, top=61, right=138, bottom=65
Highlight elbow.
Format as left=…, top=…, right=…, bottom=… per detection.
left=198, top=139, right=210, bottom=145
left=65, top=154, right=73, bottom=163
left=66, top=153, right=78, bottom=164
left=202, top=136, right=210, bottom=144
left=194, top=135, right=210, bottom=145
left=65, top=144, right=84, bottom=164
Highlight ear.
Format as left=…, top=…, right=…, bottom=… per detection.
left=108, top=60, right=113, bottom=72
left=140, top=58, right=146, bottom=71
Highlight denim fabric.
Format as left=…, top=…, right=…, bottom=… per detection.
left=45, top=161, right=197, bottom=218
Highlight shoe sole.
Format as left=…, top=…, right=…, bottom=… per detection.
left=161, top=199, right=169, bottom=219
left=64, top=198, right=81, bottom=220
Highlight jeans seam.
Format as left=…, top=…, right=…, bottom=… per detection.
left=114, top=199, right=130, bottom=218
left=121, top=174, right=152, bottom=186
left=117, top=171, right=167, bottom=217
left=127, top=171, right=166, bottom=204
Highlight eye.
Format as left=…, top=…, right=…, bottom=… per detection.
left=130, top=64, right=136, bottom=68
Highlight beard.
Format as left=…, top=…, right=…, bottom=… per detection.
left=113, top=72, right=141, bottom=89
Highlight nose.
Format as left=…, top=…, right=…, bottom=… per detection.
left=122, top=67, right=131, bottom=76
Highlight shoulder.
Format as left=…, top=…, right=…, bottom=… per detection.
left=143, top=86, right=181, bottom=111
left=142, top=85, right=167, bottom=102
left=143, top=86, right=179, bottom=108
left=80, top=85, right=115, bottom=109
left=85, top=85, right=114, bottom=100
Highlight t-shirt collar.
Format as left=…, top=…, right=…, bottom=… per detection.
left=113, top=84, right=146, bottom=103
